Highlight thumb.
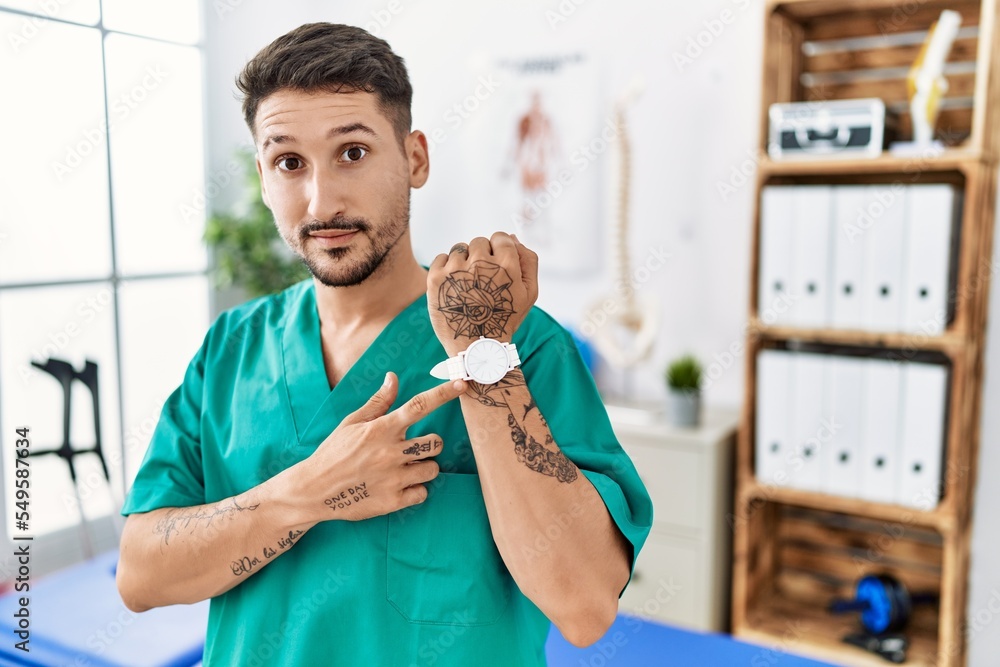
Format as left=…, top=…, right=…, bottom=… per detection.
left=343, top=372, right=398, bottom=425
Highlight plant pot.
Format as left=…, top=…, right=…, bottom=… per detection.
left=667, top=388, right=701, bottom=428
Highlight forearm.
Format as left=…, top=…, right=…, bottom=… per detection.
left=116, top=468, right=314, bottom=612
left=462, top=371, right=630, bottom=644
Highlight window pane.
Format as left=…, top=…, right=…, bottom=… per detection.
left=0, top=0, right=100, bottom=25
left=118, top=276, right=209, bottom=483
left=0, top=284, right=122, bottom=537
left=105, top=34, right=208, bottom=277
left=102, top=0, right=200, bottom=44
left=0, top=17, right=111, bottom=284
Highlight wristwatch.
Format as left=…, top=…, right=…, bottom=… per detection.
left=430, top=337, right=521, bottom=384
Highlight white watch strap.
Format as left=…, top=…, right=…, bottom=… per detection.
left=430, top=354, right=470, bottom=380
left=506, top=343, right=521, bottom=371
left=429, top=359, right=450, bottom=380
left=446, top=356, right=467, bottom=380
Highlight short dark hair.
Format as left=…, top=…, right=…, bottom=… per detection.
left=236, top=23, right=413, bottom=145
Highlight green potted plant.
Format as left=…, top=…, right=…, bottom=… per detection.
left=204, top=148, right=310, bottom=299
left=665, top=354, right=703, bottom=427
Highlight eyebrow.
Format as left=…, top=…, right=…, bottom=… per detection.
left=260, top=122, right=379, bottom=152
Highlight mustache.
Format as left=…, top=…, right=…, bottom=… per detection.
left=301, top=217, right=371, bottom=237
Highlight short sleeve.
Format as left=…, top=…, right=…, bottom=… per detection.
left=120, top=338, right=208, bottom=515
left=518, top=323, right=654, bottom=593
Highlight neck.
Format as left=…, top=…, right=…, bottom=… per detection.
left=312, top=230, right=427, bottom=331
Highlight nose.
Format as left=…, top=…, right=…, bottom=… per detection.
left=306, top=164, right=347, bottom=222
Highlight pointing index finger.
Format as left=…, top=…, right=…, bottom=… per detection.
left=387, top=379, right=467, bottom=430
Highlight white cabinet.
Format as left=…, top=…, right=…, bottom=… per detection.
left=607, top=404, right=738, bottom=632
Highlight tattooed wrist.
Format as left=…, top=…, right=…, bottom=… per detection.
left=464, top=369, right=526, bottom=408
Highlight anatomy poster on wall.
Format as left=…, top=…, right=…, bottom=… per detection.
left=465, top=52, right=605, bottom=275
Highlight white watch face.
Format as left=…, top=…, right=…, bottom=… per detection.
left=464, top=339, right=509, bottom=384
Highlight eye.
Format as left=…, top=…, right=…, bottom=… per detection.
left=276, top=155, right=304, bottom=172
left=342, top=145, right=368, bottom=162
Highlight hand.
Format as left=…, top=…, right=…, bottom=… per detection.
left=427, top=231, right=539, bottom=356
left=285, top=372, right=466, bottom=524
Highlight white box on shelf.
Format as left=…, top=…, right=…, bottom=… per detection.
left=755, top=349, right=794, bottom=488
left=759, top=187, right=796, bottom=326
left=898, top=362, right=949, bottom=509
left=860, top=358, right=903, bottom=504
left=788, top=187, right=835, bottom=329
left=831, top=186, right=870, bottom=330
left=862, top=185, right=908, bottom=332
left=823, top=355, right=866, bottom=499
left=787, top=352, right=828, bottom=492
left=902, top=185, right=958, bottom=335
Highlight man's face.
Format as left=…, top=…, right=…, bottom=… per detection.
left=254, top=89, right=425, bottom=287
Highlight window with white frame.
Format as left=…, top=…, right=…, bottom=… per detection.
left=0, top=0, right=211, bottom=547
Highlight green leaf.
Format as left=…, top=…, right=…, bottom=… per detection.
left=665, top=354, right=702, bottom=391
left=203, top=148, right=310, bottom=298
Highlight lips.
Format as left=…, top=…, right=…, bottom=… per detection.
left=309, top=229, right=359, bottom=248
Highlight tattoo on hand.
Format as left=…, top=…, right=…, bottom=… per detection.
left=437, top=261, right=515, bottom=339
left=154, top=496, right=260, bottom=547
left=509, top=414, right=578, bottom=483
left=325, top=482, right=370, bottom=511
left=402, top=438, right=442, bottom=456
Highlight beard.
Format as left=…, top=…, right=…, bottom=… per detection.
left=291, top=192, right=410, bottom=288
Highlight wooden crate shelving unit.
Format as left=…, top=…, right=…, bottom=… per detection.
left=731, top=1, right=1000, bottom=666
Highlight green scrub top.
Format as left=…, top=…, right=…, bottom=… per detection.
left=121, top=279, right=653, bottom=667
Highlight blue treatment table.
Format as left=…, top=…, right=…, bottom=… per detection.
left=0, top=549, right=840, bottom=666
left=0, top=550, right=208, bottom=667
left=546, top=615, right=842, bottom=667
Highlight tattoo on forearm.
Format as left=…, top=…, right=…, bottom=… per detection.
left=277, top=529, right=304, bottom=550
left=324, top=483, right=370, bottom=512
left=509, top=414, right=578, bottom=483
left=467, top=371, right=525, bottom=408
left=402, top=438, right=442, bottom=456
left=153, top=496, right=260, bottom=547
left=467, top=370, right=579, bottom=483
left=230, top=554, right=260, bottom=576
left=437, top=261, right=515, bottom=339
left=232, top=528, right=305, bottom=577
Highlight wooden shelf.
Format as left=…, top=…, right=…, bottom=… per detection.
left=759, top=149, right=986, bottom=178
left=770, top=0, right=979, bottom=25
left=738, top=480, right=955, bottom=532
left=733, top=1, right=1000, bottom=664
left=740, top=592, right=940, bottom=667
left=749, top=319, right=967, bottom=354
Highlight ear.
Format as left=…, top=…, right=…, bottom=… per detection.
left=255, top=154, right=271, bottom=209
left=404, top=130, right=430, bottom=189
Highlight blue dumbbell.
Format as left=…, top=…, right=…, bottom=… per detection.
left=828, top=574, right=937, bottom=635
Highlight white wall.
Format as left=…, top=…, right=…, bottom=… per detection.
left=203, top=2, right=999, bottom=664
left=203, top=0, right=761, bottom=409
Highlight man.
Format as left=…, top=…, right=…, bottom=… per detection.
left=116, top=22, right=652, bottom=667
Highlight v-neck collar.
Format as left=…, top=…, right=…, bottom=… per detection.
left=281, top=281, right=428, bottom=448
